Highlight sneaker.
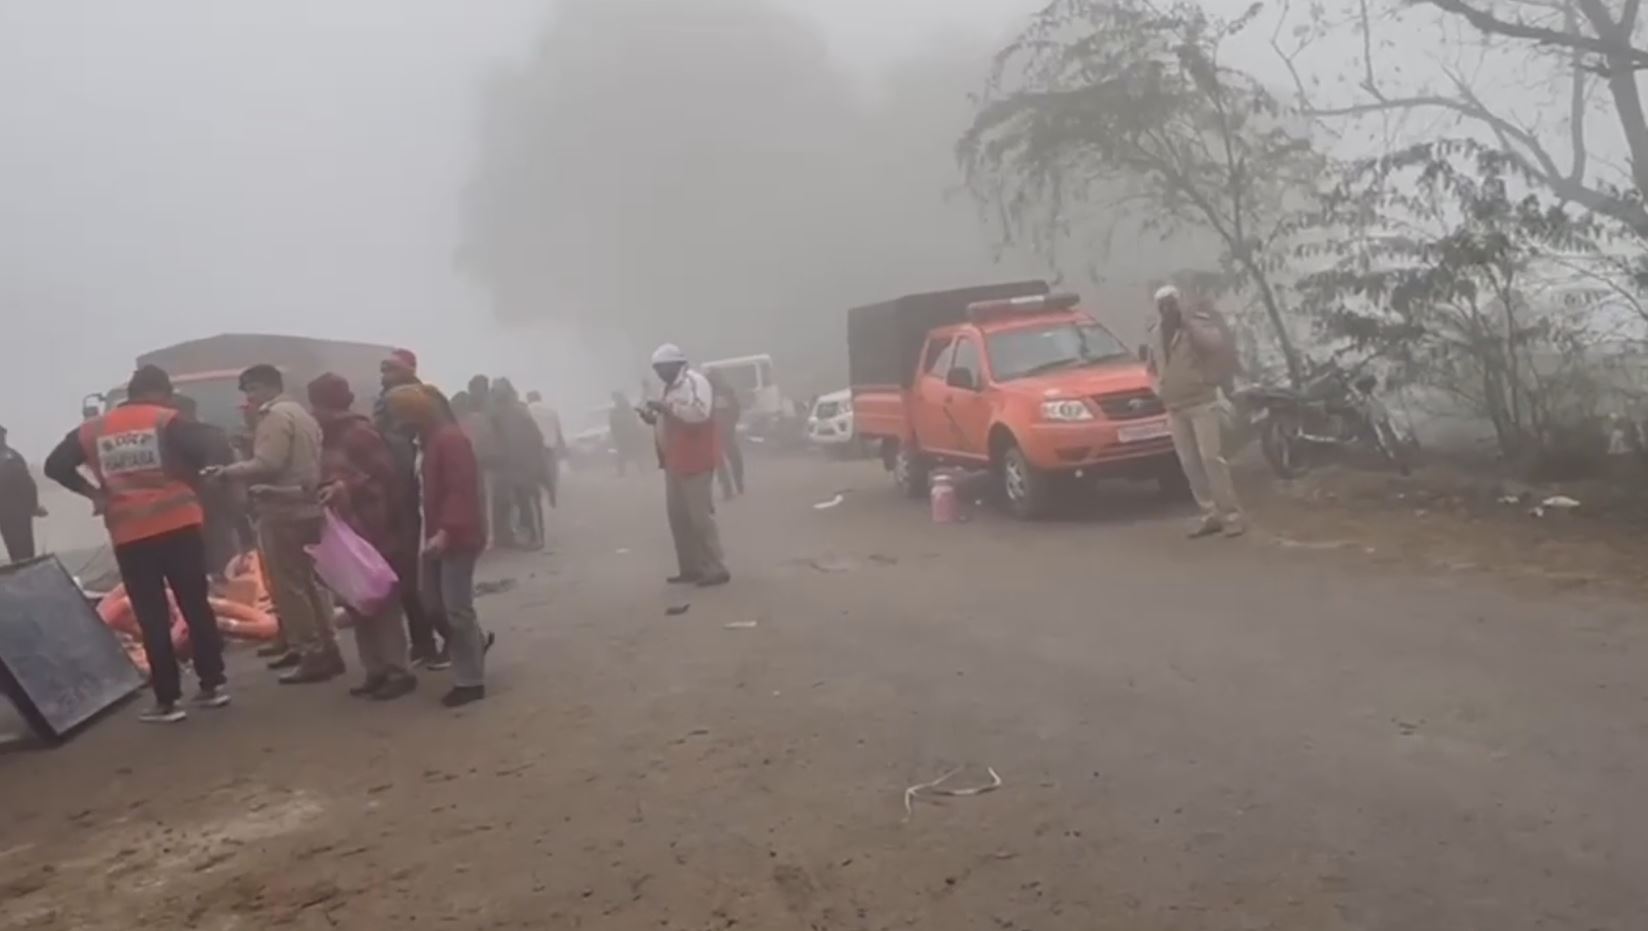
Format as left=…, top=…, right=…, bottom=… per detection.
left=1222, top=519, right=1248, bottom=539
left=278, top=654, right=346, bottom=685
left=267, top=652, right=302, bottom=671
left=349, top=676, right=388, bottom=698
left=424, top=648, right=452, bottom=671
left=441, top=685, right=485, bottom=708
left=256, top=642, right=291, bottom=659
left=371, top=675, right=417, bottom=701
left=697, top=573, right=731, bottom=588
left=193, top=687, right=231, bottom=709
left=140, top=702, right=187, bottom=724
left=1187, top=519, right=1223, bottom=539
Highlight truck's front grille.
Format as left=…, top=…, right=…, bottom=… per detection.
left=1093, top=389, right=1165, bottom=420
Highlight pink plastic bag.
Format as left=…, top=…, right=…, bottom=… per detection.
left=306, top=510, right=398, bottom=616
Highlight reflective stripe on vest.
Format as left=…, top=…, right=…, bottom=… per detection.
left=79, top=404, right=205, bottom=545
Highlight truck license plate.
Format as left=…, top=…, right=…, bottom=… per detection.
left=1117, top=419, right=1171, bottom=443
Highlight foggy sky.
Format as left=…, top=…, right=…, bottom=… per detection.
left=2, top=0, right=1618, bottom=456
left=0, top=0, right=1035, bottom=455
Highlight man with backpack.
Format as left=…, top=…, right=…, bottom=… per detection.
left=1147, top=284, right=1245, bottom=538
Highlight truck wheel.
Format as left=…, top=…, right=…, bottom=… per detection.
left=999, top=443, right=1052, bottom=519
left=892, top=443, right=929, bottom=498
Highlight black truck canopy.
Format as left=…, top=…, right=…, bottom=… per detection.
left=847, top=280, right=1050, bottom=389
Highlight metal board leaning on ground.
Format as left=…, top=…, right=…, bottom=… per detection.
left=846, top=280, right=1051, bottom=390
left=0, top=556, right=144, bottom=741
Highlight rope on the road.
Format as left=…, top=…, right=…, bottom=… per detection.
left=903, top=765, right=1003, bottom=820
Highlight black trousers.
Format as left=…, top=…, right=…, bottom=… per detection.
left=114, top=525, right=226, bottom=705
left=0, top=511, right=34, bottom=563
left=514, top=482, right=544, bottom=548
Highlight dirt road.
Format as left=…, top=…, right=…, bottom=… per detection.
left=2, top=457, right=1644, bottom=930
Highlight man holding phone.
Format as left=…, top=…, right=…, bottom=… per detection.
left=637, top=343, right=730, bottom=587
left=206, top=364, right=345, bottom=683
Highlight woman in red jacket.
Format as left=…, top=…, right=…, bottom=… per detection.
left=386, top=384, right=493, bottom=708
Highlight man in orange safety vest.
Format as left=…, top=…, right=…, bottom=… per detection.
left=45, top=364, right=228, bottom=724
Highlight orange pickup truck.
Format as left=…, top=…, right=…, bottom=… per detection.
left=849, top=281, right=1185, bottom=518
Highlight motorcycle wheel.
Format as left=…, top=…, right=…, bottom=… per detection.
left=1260, top=411, right=1308, bottom=478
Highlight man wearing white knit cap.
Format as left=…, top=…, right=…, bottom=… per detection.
left=1147, top=284, right=1245, bottom=538
left=638, top=343, right=730, bottom=586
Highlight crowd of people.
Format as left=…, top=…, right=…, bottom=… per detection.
left=0, top=341, right=742, bottom=726
left=0, top=301, right=1246, bottom=725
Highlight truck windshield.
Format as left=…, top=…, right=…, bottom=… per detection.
left=173, top=377, right=252, bottom=434
left=986, top=323, right=1130, bottom=381
left=108, top=376, right=248, bottom=434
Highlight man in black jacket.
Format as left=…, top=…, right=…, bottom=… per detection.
left=0, top=424, right=45, bottom=563
left=173, top=396, right=252, bottom=581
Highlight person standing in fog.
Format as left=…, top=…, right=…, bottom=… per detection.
left=0, top=424, right=45, bottom=563
left=638, top=343, right=730, bottom=587
left=491, top=379, right=546, bottom=550
left=44, top=366, right=227, bottom=723
left=309, top=373, right=418, bottom=700
left=608, top=390, right=647, bottom=477
left=386, top=384, right=493, bottom=708
left=461, top=377, right=505, bottom=548
left=704, top=369, right=745, bottom=501
left=372, top=349, right=449, bottom=668
left=1147, top=284, right=1245, bottom=538
left=211, top=364, right=346, bottom=683
left=525, top=390, right=565, bottom=508
left=172, top=396, right=251, bottom=582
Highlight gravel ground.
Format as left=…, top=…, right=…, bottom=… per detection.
left=1, top=456, right=1645, bottom=930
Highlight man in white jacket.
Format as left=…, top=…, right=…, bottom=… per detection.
left=638, top=344, right=729, bottom=586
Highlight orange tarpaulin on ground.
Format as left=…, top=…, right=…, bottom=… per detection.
left=95, top=549, right=280, bottom=677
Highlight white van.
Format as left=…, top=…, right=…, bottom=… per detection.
left=701, top=354, right=784, bottom=424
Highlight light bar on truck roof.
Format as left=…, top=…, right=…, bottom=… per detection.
left=965, top=292, right=1080, bottom=321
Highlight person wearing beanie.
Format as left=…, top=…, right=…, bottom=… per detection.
left=386, top=384, right=493, bottom=708
left=308, top=373, right=418, bottom=700
left=370, top=349, right=447, bottom=667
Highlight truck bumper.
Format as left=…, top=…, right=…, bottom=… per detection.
left=1017, top=416, right=1179, bottom=474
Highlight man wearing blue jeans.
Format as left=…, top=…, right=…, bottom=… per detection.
left=421, top=551, right=491, bottom=703
left=385, top=382, right=492, bottom=708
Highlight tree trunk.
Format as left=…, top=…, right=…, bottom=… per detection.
left=1242, top=256, right=1305, bottom=386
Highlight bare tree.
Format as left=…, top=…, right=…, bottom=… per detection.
left=1281, top=0, right=1647, bottom=240
left=959, top=0, right=1323, bottom=384
left=1300, top=139, right=1618, bottom=454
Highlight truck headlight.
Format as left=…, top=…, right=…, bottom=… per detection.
left=1041, top=400, right=1093, bottom=422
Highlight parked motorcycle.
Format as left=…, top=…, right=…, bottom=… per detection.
left=1237, top=364, right=1413, bottom=478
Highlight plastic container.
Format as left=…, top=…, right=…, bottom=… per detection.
left=930, top=471, right=959, bottom=523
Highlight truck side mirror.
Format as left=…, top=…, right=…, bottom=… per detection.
left=946, top=368, right=978, bottom=391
